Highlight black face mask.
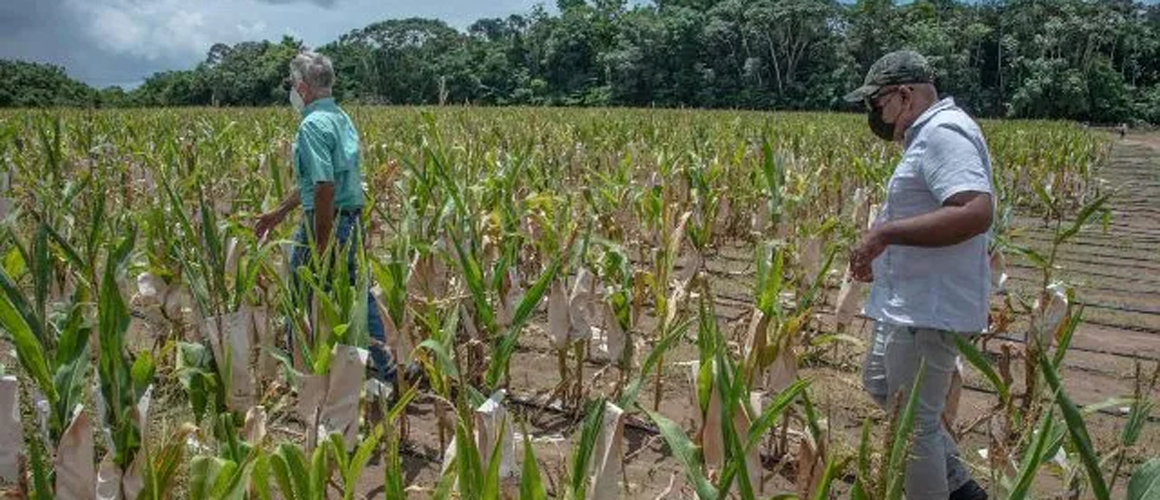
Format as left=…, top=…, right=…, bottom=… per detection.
left=868, top=106, right=896, bottom=141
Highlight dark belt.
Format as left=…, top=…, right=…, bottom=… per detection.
left=306, top=208, right=362, bottom=217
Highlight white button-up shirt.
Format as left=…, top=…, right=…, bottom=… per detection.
left=865, top=97, right=995, bottom=333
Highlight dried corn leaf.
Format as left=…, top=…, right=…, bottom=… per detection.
left=244, top=406, right=267, bottom=444
left=990, top=250, right=1008, bottom=292
left=795, top=432, right=825, bottom=499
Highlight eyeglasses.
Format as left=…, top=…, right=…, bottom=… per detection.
left=864, top=87, right=900, bottom=112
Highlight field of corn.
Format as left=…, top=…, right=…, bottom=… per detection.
left=0, top=106, right=1157, bottom=500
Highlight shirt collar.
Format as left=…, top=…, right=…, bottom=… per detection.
left=303, top=97, right=336, bottom=116
left=904, top=97, right=956, bottom=145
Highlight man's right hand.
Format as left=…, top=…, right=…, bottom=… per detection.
left=255, top=210, right=284, bottom=241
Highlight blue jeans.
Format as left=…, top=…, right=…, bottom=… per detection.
left=863, top=322, right=973, bottom=499
left=288, top=211, right=395, bottom=382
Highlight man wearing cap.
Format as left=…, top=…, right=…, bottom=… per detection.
left=847, top=51, right=993, bottom=500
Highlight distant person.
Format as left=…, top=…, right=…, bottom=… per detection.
left=846, top=50, right=992, bottom=500
left=1118, top=123, right=1128, bottom=139
left=255, top=51, right=396, bottom=387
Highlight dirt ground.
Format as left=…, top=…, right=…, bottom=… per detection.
left=4, top=133, right=1158, bottom=499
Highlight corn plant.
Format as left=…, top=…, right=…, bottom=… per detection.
left=93, top=226, right=158, bottom=496
left=645, top=294, right=811, bottom=500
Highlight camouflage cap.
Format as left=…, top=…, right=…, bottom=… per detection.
left=844, top=50, right=935, bottom=103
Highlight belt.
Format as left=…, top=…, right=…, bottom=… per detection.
left=306, top=208, right=362, bottom=217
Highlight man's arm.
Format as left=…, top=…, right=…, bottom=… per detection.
left=256, top=188, right=301, bottom=240
left=877, top=191, right=993, bottom=247
left=313, top=183, right=336, bottom=255
left=849, top=191, right=992, bottom=282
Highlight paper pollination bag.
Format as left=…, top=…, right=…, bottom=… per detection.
left=440, top=390, right=520, bottom=498
left=588, top=301, right=627, bottom=364
left=55, top=405, right=95, bottom=500
left=586, top=401, right=626, bottom=500
left=202, top=310, right=257, bottom=412
left=687, top=362, right=764, bottom=493
left=0, top=376, right=22, bottom=484
left=297, top=344, right=368, bottom=451
left=94, top=386, right=152, bottom=500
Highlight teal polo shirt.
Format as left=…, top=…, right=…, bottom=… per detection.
left=294, top=98, right=364, bottom=211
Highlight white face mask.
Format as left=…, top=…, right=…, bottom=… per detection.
left=289, top=86, right=305, bottom=113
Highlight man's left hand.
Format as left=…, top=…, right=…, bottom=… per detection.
left=850, top=228, right=889, bottom=282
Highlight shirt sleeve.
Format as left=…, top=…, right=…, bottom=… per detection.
left=297, top=120, right=335, bottom=184
left=921, top=124, right=992, bottom=204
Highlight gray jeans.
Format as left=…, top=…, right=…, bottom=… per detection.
left=863, top=322, right=973, bottom=499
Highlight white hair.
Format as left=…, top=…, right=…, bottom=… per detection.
left=289, top=51, right=334, bottom=92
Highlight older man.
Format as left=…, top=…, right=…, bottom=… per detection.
left=846, top=51, right=992, bottom=500
left=256, top=51, right=395, bottom=385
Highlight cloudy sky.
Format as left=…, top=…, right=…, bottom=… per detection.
left=0, top=0, right=554, bottom=89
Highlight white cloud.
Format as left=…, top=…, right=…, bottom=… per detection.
left=237, top=20, right=269, bottom=37
left=77, top=0, right=222, bottom=61
left=3, top=0, right=556, bottom=87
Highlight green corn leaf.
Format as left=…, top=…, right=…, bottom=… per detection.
left=31, top=224, right=48, bottom=332
left=519, top=421, right=548, bottom=500
left=270, top=446, right=301, bottom=500
left=618, top=316, right=691, bottom=409
left=482, top=417, right=507, bottom=500
left=252, top=454, right=273, bottom=500
left=570, top=399, right=607, bottom=498
left=27, top=428, right=52, bottom=500
left=449, top=227, right=494, bottom=335
left=309, top=441, right=330, bottom=500
left=1011, top=245, right=1049, bottom=270
left=1056, top=192, right=1111, bottom=245
left=811, top=455, right=850, bottom=500
left=1039, top=350, right=1110, bottom=500
left=455, top=410, right=484, bottom=499
left=0, top=264, right=49, bottom=366
left=485, top=251, right=562, bottom=390
left=1009, top=411, right=1055, bottom=500
left=885, top=358, right=926, bottom=500
left=1052, top=305, right=1083, bottom=369
left=955, top=335, right=1010, bottom=404
left=432, top=457, right=459, bottom=500
left=745, top=378, right=808, bottom=452
left=0, top=276, right=54, bottom=404
left=850, top=419, right=873, bottom=500
left=1121, top=397, right=1154, bottom=448
left=383, top=426, right=407, bottom=500
left=275, top=442, right=312, bottom=500
left=1127, top=458, right=1160, bottom=500
left=643, top=406, right=718, bottom=500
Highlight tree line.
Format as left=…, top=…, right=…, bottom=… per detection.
left=4, top=0, right=1160, bottom=123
